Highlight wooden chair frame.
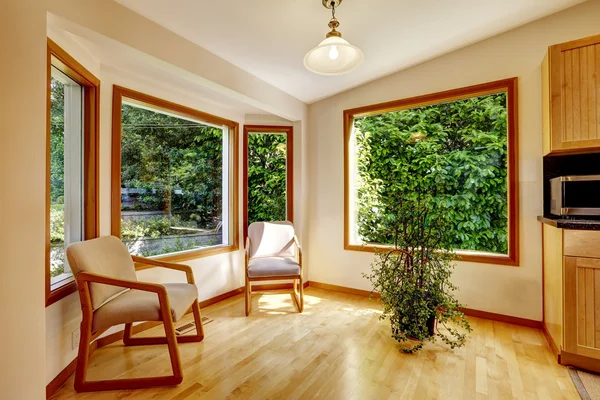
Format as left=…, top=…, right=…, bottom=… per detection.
left=245, top=235, right=304, bottom=316
left=74, top=256, right=204, bottom=392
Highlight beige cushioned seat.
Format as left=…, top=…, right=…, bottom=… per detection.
left=92, top=283, right=197, bottom=332
left=247, top=257, right=300, bottom=278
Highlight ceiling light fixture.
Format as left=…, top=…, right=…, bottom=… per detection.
left=304, top=0, right=364, bottom=76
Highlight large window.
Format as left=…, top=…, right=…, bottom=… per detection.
left=46, top=39, right=99, bottom=306
left=112, top=86, right=239, bottom=260
left=243, top=125, right=293, bottom=238
left=344, top=78, right=519, bottom=265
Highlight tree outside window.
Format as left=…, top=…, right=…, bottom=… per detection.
left=345, top=79, right=518, bottom=264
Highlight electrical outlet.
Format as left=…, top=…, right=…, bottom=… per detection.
left=72, top=327, right=81, bottom=350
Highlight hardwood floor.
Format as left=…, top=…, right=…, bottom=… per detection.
left=50, top=287, right=579, bottom=399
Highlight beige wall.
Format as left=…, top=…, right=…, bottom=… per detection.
left=0, top=2, right=47, bottom=399
left=306, top=0, right=600, bottom=321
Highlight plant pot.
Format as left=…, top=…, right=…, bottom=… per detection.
left=393, top=312, right=436, bottom=340
left=426, top=314, right=436, bottom=337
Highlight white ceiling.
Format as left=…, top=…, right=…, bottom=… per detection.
left=116, top=0, right=587, bottom=103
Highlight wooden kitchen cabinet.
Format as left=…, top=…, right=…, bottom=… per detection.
left=564, top=256, right=600, bottom=359
left=543, top=34, right=600, bottom=155
left=541, top=224, right=600, bottom=372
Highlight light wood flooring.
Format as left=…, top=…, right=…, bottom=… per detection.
left=51, top=287, right=579, bottom=399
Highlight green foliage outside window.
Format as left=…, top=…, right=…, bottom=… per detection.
left=50, top=78, right=65, bottom=206
left=49, top=78, right=66, bottom=278
left=354, top=92, right=508, bottom=254
left=121, top=104, right=224, bottom=229
left=120, top=215, right=197, bottom=240
left=50, top=204, right=66, bottom=278
left=247, top=133, right=287, bottom=225
left=120, top=103, right=226, bottom=256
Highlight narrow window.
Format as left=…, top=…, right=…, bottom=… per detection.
left=344, top=78, right=519, bottom=265
left=112, top=87, right=239, bottom=260
left=243, top=125, right=293, bottom=237
left=46, top=39, right=99, bottom=306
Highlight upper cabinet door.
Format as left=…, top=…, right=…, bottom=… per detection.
left=544, top=34, right=600, bottom=155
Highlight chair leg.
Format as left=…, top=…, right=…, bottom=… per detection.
left=245, top=275, right=251, bottom=316
left=290, top=277, right=304, bottom=313
left=74, top=315, right=93, bottom=392
left=162, top=304, right=183, bottom=382
left=299, top=276, right=304, bottom=313
left=75, top=316, right=183, bottom=392
left=123, top=322, right=134, bottom=345
left=190, top=299, right=205, bottom=340
left=74, top=299, right=212, bottom=392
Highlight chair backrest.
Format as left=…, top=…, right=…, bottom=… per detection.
left=248, top=221, right=296, bottom=259
left=66, top=236, right=137, bottom=310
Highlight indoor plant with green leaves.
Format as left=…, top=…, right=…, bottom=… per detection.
left=355, top=95, right=507, bottom=353
left=363, top=193, right=472, bottom=353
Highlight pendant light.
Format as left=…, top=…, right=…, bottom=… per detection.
left=304, top=0, right=364, bottom=76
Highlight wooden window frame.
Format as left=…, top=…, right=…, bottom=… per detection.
left=111, top=85, right=240, bottom=262
left=343, top=78, right=520, bottom=266
left=242, top=125, right=294, bottom=239
left=46, top=39, right=100, bottom=306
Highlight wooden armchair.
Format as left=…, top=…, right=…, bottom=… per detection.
left=66, top=236, right=204, bottom=392
left=245, top=221, right=303, bottom=315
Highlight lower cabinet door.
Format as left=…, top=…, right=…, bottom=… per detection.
left=564, top=256, right=600, bottom=359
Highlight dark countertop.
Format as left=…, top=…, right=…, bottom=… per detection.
left=537, top=215, right=600, bottom=230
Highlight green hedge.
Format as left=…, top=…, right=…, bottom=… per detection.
left=247, top=133, right=287, bottom=224
left=354, top=93, right=508, bottom=254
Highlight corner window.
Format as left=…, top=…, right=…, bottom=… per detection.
left=47, top=39, right=99, bottom=306
left=112, top=87, right=239, bottom=261
left=344, top=78, right=519, bottom=265
left=243, top=125, right=293, bottom=238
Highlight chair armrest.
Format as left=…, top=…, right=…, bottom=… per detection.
left=131, top=255, right=195, bottom=284
left=294, top=235, right=302, bottom=268
left=76, top=272, right=167, bottom=295
left=293, top=235, right=302, bottom=251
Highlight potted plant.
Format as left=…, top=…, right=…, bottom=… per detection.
left=363, top=194, right=472, bottom=353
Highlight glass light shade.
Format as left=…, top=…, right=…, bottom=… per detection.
left=304, top=36, right=364, bottom=75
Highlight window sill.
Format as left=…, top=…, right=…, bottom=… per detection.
left=150, top=243, right=240, bottom=263
left=455, top=250, right=518, bottom=266
left=46, top=279, right=77, bottom=307
left=50, top=272, right=74, bottom=287
left=344, top=243, right=519, bottom=266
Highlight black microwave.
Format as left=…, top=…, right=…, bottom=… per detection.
left=550, top=175, right=600, bottom=216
